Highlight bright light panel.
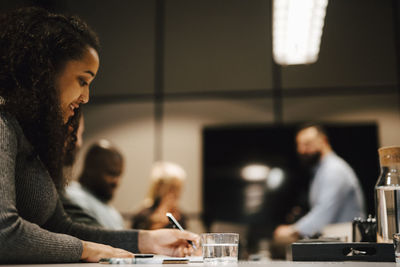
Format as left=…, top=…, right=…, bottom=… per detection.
left=241, top=164, right=270, bottom=182
left=266, top=168, right=285, bottom=190
left=273, top=0, right=328, bottom=65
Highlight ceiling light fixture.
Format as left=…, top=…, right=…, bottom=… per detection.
left=272, top=0, right=329, bottom=65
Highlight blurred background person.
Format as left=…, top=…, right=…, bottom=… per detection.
left=65, top=140, right=125, bottom=229
left=132, top=161, right=187, bottom=230
left=273, top=124, right=365, bottom=244
left=61, top=114, right=102, bottom=227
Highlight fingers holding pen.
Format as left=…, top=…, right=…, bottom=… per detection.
left=138, top=229, right=200, bottom=257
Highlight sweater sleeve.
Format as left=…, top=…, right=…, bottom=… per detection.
left=0, top=115, right=83, bottom=264
left=43, top=198, right=139, bottom=254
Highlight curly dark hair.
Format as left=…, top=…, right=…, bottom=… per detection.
left=0, top=7, right=100, bottom=189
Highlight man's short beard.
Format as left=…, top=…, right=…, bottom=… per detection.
left=80, top=174, right=115, bottom=203
left=90, top=181, right=114, bottom=202
left=299, top=151, right=321, bottom=168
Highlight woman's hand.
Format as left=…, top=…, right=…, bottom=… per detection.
left=138, top=229, right=200, bottom=257
left=81, top=240, right=134, bottom=262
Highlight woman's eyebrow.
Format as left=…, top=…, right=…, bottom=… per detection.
left=85, top=70, right=95, bottom=77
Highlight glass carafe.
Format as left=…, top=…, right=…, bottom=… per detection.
left=375, top=146, right=400, bottom=243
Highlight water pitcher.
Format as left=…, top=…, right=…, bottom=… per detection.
left=375, top=146, right=400, bottom=243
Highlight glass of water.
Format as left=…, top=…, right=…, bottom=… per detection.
left=201, top=233, right=239, bottom=264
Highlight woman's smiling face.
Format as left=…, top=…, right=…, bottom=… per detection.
left=55, top=47, right=99, bottom=123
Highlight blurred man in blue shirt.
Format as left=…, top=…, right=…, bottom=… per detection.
left=273, top=124, right=365, bottom=243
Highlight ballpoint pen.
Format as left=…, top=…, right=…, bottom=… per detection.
left=166, top=212, right=197, bottom=250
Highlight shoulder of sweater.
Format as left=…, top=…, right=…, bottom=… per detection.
left=0, top=110, right=33, bottom=153
left=0, top=110, right=20, bottom=141
left=0, top=110, right=17, bottom=130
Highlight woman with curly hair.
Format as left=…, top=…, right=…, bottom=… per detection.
left=0, top=7, right=198, bottom=264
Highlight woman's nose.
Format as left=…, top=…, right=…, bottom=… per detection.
left=80, top=87, right=89, bottom=104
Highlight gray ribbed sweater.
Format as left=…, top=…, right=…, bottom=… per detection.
left=0, top=111, right=139, bottom=264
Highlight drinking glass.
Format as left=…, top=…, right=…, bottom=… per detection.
left=201, top=233, right=239, bottom=264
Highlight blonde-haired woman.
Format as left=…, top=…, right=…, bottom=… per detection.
left=132, top=162, right=187, bottom=230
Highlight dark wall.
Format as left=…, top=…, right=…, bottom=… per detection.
left=1, top=0, right=397, bottom=98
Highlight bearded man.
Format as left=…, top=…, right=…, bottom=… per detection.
left=273, top=124, right=365, bottom=243
left=65, top=140, right=125, bottom=230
